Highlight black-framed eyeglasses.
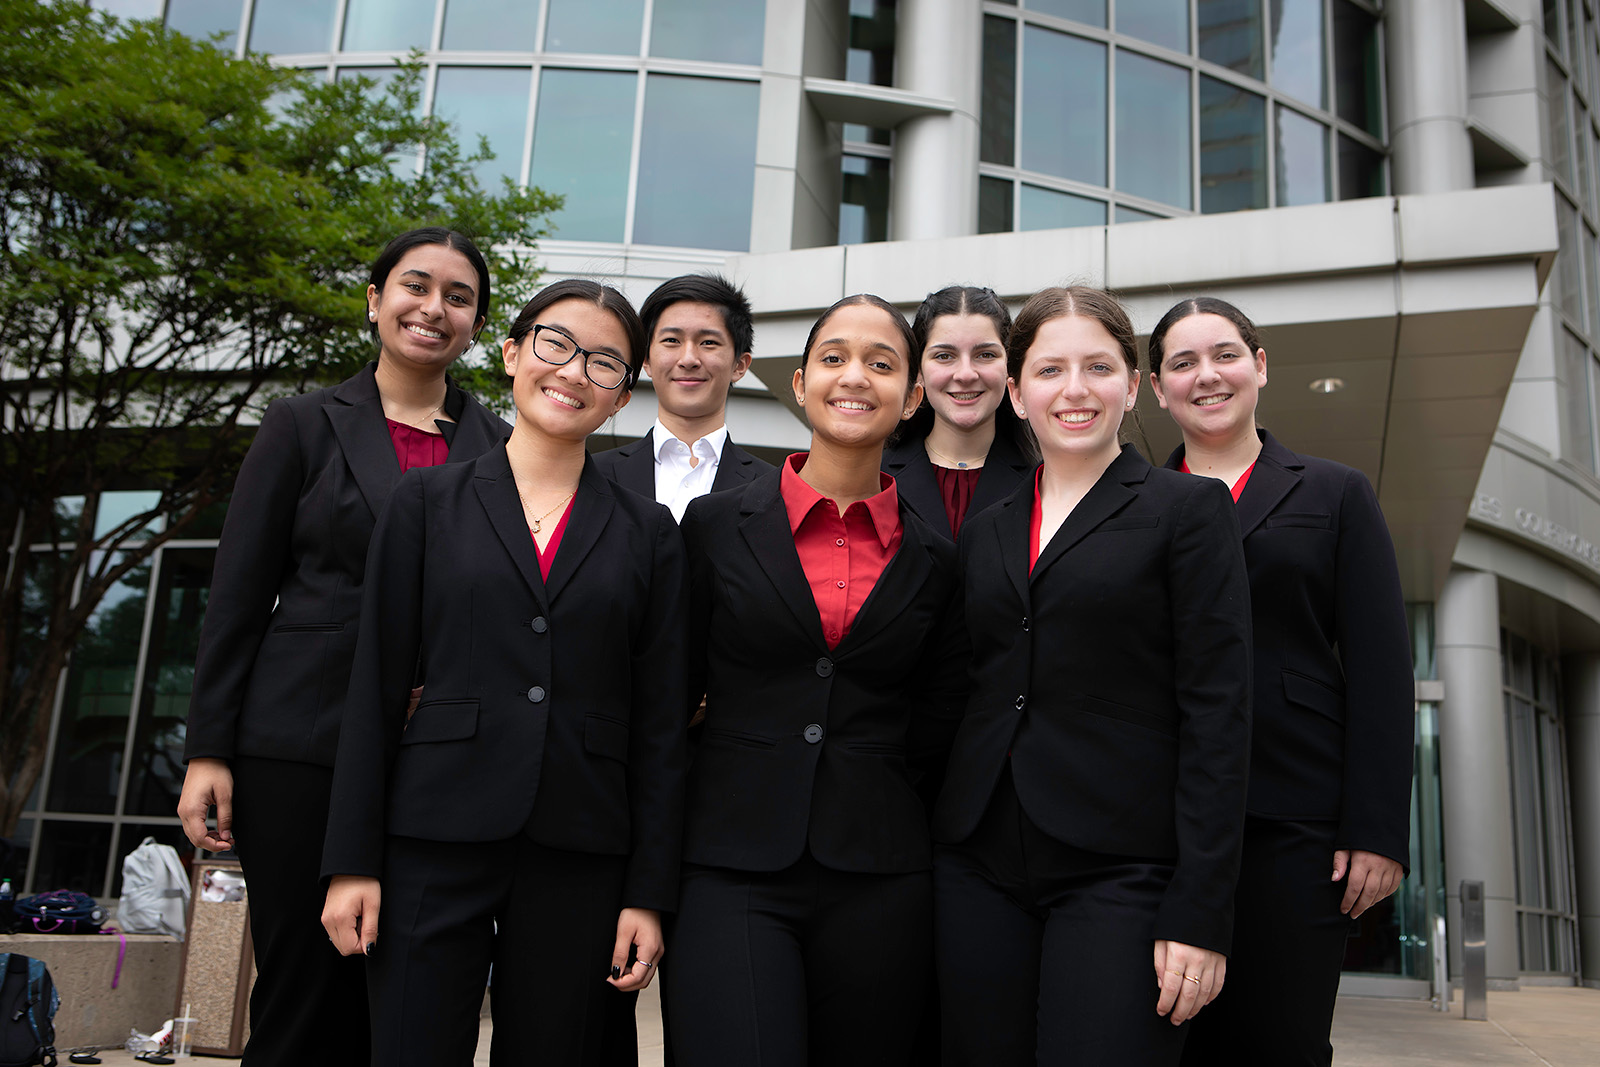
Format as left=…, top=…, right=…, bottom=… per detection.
left=528, top=324, right=632, bottom=390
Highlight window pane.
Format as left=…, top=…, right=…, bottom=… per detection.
left=544, top=0, right=644, bottom=54
left=1198, top=0, right=1263, bottom=78
left=1027, top=0, right=1107, bottom=29
left=47, top=556, right=151, bottom=814
left=840, top=155, right=892, bottom=244
left=1548, top=59, right=1575, bottom=188
left=530, top=69, right=636, bottom=243
left=1116, top=204, right=1166, bottom=222
left=125, top=550, right=214, bottom=818
left=1200, top=76, right=1266, bottom=213
left=33, top=821, right=112, bottom=898
left=1590, top=226, right=1600, bottom=340
left=1270, top=0, right=1326, bottom=109
left=342, top=0, right=434, bottom=51
left=442, top=0, right=539, bottom=50
left=1556, top=195, right=1584, bottom=323
left=1020, top=185, right=1106, bottom=229
left=432, top=67, right=532, bottom=188
left=94, top=490, right=163, bottom=541
left=96, top=0, right=163, bottom=18
left=982, top=15, right=1018, bottom=166
left=1544, top=0, right=1562, bottom=49
left=247, top=0, right=336, bottom=54
left=7, top=819, right=33, bottom=890
left=165, top=0, right=243, bottom=51
left=1333, top=0, right=1381, bottom=136
left=1022, top=27, right=1107, bottom=186
left=1117, top=50, right=1191, bottom=209
left=652, top=0, right=764, bottom=64
left=1336, top=133, right=1384, bottom=199
left=1119, top=0, right=1189, bottom=53
left=1275, top=106, right=1329, bottom=205
left=634, top=76, right=759, bottom=250
left=1559, top=328, right=1594, bottom=471
left=980, top=176, right=1015, bottom=233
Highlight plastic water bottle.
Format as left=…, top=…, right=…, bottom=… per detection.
left=0, top=879, right=13, bottom=934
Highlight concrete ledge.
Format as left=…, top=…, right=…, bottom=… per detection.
left=0, top=932, right=181, bottom=1048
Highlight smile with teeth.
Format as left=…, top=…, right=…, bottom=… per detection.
left=1194, top=394, right=1231, bottom=406
left=404, top=323, right=445, bottom=340
left=543, top=387, right=586, bottom=410
left=948, top=391, right=985, bottom=401
left=1054, top=411, right=1097, bottom=424
left=831, top=398, right=874, bottom=411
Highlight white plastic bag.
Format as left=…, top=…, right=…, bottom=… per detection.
left=118, top=837, right=190, bottom=940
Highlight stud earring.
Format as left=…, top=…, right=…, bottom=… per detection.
left=368, top=310, right=377, bottom=321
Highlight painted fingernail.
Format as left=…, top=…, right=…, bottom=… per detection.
left=611, top=965, right=622, bottom=979
left=364, top=941, right=375, bottom=956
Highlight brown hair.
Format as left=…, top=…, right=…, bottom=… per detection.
left=1007, top=286, right=1138, bottom=380
left=1147, top=297, right=1263, bottom=376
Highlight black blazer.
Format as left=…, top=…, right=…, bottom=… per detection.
left=881, top=432, right=1034, bottom=541
left=321, top=448, right=689, bottom=912
left=1164, top=430, right=1413, bottom=865
left=934, top=446, right=1253, bottom=954
left=591, top=427, right=774, bottom=503
left=185, top=363, right=509, bottom=767
left=677, top=470, right=966, bottom=875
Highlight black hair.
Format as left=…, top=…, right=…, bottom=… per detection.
left=368, top=227, right=492, bottom=349
left=1007, top=286, right=1138, bottom=381
left=894, top=285, right=1029, bottom=454
left=1147, top=296, right=1264, bottom=376
left=639, top=273, right=755, bottom=360
left=798, top=294, right=917, bottom=389
left=506, top=279, right=648, bottom=387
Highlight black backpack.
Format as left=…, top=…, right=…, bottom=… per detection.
left=0, top=954, right=57, bottom=1067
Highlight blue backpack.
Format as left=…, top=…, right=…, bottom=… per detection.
left=13, top=893, right=101, bottom=936
left=0, top=953, right=57, bottom=1067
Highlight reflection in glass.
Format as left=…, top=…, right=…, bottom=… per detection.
left=33, top=822, right=112, bottom=898
left=6, top=819, right=32, bottom=889
left=1270, top=0, right=1325, bottom=109
left=442, top=0, right=539, bottom=50
left=1333, top=0, right=1381, bottom=136
left=94, top=491, right=163, bottom=541
left=248, top=0, right=336, bottom=54
left=1026, top=0, right=1106, bottom=29
left=50, top=497, right=85, bottom=544
left=110, top=824, right=197, bottom=898
left=529, top=69, right=636, bottom=243
left=1117, top=50, right=1191, bottom=209
left=1118, top=0, right=1189, bottom=53
left=342, top=0, right=434, bottom=51
left=1337, top=134, right=1384, bottom=200
left=126, top=550, right=215, bottom=817
left=980, top=176, right=1015, bottom=233
left=1200, top=76, right=1266, bottom=214
left=1556, top=197, right=1583, bottom=325
left=165, top=0, right=243, bottom=51
left=1547, top=60, right=1574, bottom=189
left=634, top=76, right=759, bottom=250
left=11, top=554, right=63, bottom=699
left=1020, top=186, right=1106, bottom=229
left=544, top=0, right=644, bottom=55
left=1115, top=204, right=1166, bottom=223
left=840, top=155, right=892, bottom=244
left=432, top=67, right=532, bottom=188
left=981, top=15, right=1017, bottom=166
left=652, top=0, right=764, bottom=64
left=338, top=67, right=423, bottom=176
left=847, top=0, right=897, bottom=145
left=1021, top=27, right=1107, bottom=187
left=1275, top=106, right=1328, bottom=206
left=97, top=0, right=163, bottom=18
left=47, top=556, right=151, bottom=814
left=1198, top=0, right=1263, bottom=78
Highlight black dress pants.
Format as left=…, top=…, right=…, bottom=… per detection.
left=366, top=834, right=627, bottom=1067
left=666, top=852, right=930, bottom=1067
left=1180, top=817, right=1351, bottom=1067
left=935, top=769, right=1187, bottom=1067
left=230, top=757, right=369, bottom=1067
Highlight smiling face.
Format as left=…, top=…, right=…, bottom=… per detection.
left=920, top=312, right=1009, bottom=433
left=792, top=303, right=923, bottom=451
left=1149, top=312, right=1267, bottom=445
left=501, top=297, right=632, bottom=442
left=644, top=301, right=751, bottom=423
left=367, top=243, right=484, bottom=372
left=1009, top=314, right=1139, bottom=465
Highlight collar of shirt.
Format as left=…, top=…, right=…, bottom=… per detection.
left=779, top=453, right=900, bottom=548
left=653, top=420, right=728, bottom=466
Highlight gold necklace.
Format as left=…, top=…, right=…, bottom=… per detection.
left=389, top=401, right=444, bottom=432
left=519, top=488, right=576, bottom=534
left=925, top=442, right=985, bottom=470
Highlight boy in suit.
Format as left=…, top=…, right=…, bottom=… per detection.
left=592, top=274, right=773, bottom=518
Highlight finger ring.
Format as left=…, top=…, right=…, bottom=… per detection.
left=639, top=960, right=653, bottom=968
left=1184, top=975, right=1201, bottom=984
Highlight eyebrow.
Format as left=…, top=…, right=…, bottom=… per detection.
left=546, top=322, right=624, bottom=359
left=400, top=268, right=476, bottom=296
left=819, top=337, right=903, bottom=357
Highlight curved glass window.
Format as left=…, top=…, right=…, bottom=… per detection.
left=1020, top=185, right=1106, bottom=229
left=443, top=0, right=541, bottom=50
left=1021, top=26, right=1106, bottom=186
left=1270, top=0, right=1326, bottom=109
left=1027, top=0, right=1106, bottom=28
left=530, top=69, right=636, bottom=242
left=432, top=67, right=533, bottom=187
left=982, top=15, right=1018, bottom=166
left=1118, top=0, right=1188, bottom=54
left=1199, top=0, right=1264, bottom=78
left=1201, top=76, right=1267, bottom=213
left=342, top=0, right=433, bottom=51
left=634, top=76, right=759, bottom=250
left=651, top=0, right=764, bottom=65
left=544, top=0, right=644, bottom=54
left=247, top=0, right=335, bottom=54
left=165, top=0, right=242, bottom=51
left=1276, top=104, right=1328, bottom=205
left=1116, top=50, right=1191, bottom=209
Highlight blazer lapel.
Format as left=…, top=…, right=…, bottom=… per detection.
left=992, top=487, right=1033, bottom=608
left=612, top=431, right=657, bottom=499
left=737, top=476, right=827, bottom=648
left=543, top=462, right=616, bottom=603
left=836, top=516, right=935, bottom=651
left=883, top=440, right=952, bottom=540
left=324, top=365, right=400, bottom=520
left=711, top=440, right=761, bottom=492
left=1030, top=447, right=1144, bottom=584
left=970, top=434, right=1035, bottom=517
left=473, top=446, right=550, bottom=613
left=439, top=383, right=508, bottom=461
left=1167, top=430, right=1303, bottom=538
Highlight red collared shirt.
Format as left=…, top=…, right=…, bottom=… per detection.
left=386, top=419, right=450, bottom=474
left=1180, top=459, right=1256, bottom=502
left=780, top=453, right=904, bottom=649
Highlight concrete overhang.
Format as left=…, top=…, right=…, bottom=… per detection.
left=728, top=184, right=1559, bottom=601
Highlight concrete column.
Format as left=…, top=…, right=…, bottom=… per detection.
left=1386, top=0, right=1475, bottom=194
left=888, top=0, right=981, bottom=240
left=1565, top=652, right=1600, bottom=987
left=1436, top=568, right=1521, bottom=982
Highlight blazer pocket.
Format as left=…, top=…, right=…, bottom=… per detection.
left=271, top=622, right=345, bottom=633
left=1264, top=512, right=1333, bottom=530
left=842, top=740, right=906, bottom=756
left=1096, top=515, right=1161, bottom=532
left=1078, top=694, right=1178, bottom=738
left=703, top=726, right=778, bottom=751
left=400, top=700, right=479, bottom=744
left=1281, top=669, right=1344, bottom=722
left=585, top=714, right=631, bottom=763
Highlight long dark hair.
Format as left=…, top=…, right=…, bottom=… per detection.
left=893, top=286, right=1029, bottom=454
left=1147, top=296, right=1263, bottom=376
left=507, top=279, right=647, bottom=388
left=368, top=227, right=492, bottom=351
left=1008, top=286, right=1140, bottom=450
left=798, top=294, right=917, bottom=388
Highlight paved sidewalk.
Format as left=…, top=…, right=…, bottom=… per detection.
left=74, top=982, right=1598, bottom=1065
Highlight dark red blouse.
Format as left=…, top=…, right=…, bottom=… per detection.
left=933, top=465, right=982, bottom=537
left=386, top=419, right=450, bottom=474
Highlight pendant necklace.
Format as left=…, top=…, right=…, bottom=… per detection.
left=520, top=489, right=576, bottom=534
left=925, top=443, right=985, bottom=470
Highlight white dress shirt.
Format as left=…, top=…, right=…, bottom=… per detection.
left=653, top=420, right=728, bottom=521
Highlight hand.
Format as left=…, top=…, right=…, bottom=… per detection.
left=606, top=907, right=663, bottom=992
left=176, top=758, right=234, bottom=851
left=1153, top=940, right=1225, bottom=1025
left=322, top=875, right=381, bottom=957
left=1333, top=850, right=1404, bottom=918
left=406, top=685, right=424, bottom=722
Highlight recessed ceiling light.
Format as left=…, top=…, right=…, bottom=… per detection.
left=1308, top=377, right=1345, bottom=394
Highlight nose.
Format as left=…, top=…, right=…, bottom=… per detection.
left=420, top=288, right=445, bottom=320
left=677, top=345, right=702, bottom=369
left=1196, top=357, right=1223, bottom=385
left=555, top=352, right=589, bottom=387
left=1062, top=366, right=1091, bottom=398
left=838, top=355, right=871, bottom=387
left=951, top=356, right=980, bottom=386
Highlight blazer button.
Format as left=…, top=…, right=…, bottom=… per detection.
left=1015, top=695, right=1026, bottom=710
left=815, top=657, right=834, bottom=677
left=531, top=617, right=548, bottom=633
left=804, top=723, right=824, bottom=744
left=1022, top=616, right=1030, bottom=632
left=527, top=686, right=546, bottom=703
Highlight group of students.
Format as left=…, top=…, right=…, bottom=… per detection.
left=176, top=227, right=1415, bottom=1067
